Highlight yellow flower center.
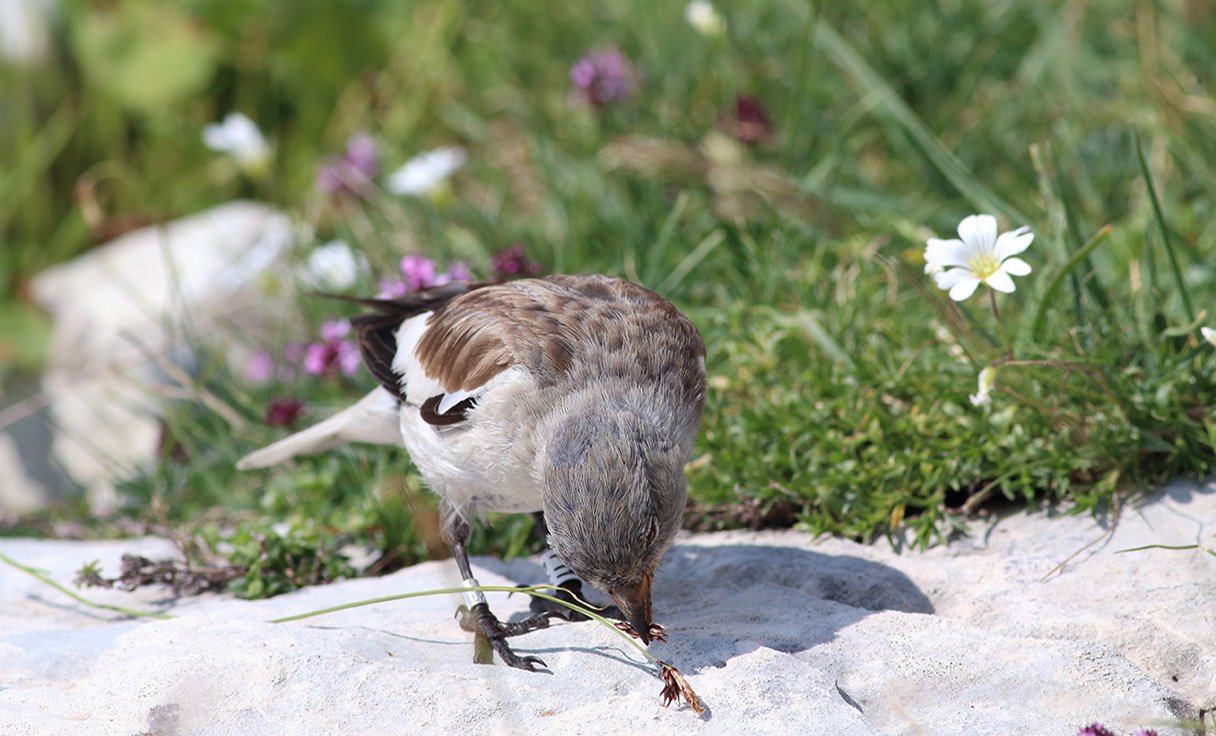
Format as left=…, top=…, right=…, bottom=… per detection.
left=968, top=252, right=1000, bottom=279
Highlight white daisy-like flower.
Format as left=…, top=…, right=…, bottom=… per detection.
left=202, top=113, right=272, bottom=177
left=385, top=147, right=467, bottom=197
left=301, top=240, right=365, bottom=290
left=1201, top=327, right=1216, bottom=348
left=685, top=1, right=726, bottom=38
left=925, top=214, right=1033, bottom=302
left=970, top=366, right=996, bottom=408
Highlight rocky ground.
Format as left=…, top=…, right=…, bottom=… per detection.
left=1, top=478, right=1212, bottom=735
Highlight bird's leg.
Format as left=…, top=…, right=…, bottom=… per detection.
left=441, top=503, right=554, bottom=671
left=527, top=512, right=624, bottom=622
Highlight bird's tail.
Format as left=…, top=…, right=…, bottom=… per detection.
left=236, top=387, right=404, bottom=470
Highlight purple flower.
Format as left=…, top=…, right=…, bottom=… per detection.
left=283, top=342, right=305, bottom=365
left=720, top=95, right=773, bottom=144
left=400, top=255, right=438, bottom=292
left=570, top=48, right=639, bottom=107
left=491, top=244, right=543, bottom=282
left=317, top=133, right=380, bottom=197
left=1077, top=725, right=1115, bottom=736
left=246, top=351, right=275, bottom=383
left=444, top=260, right=472, bottom=283
left=319, top=319, right=351, bottom=342
left=265, top=398, right=307, bottom=428
left=379, top=257, right=474, bottom=297
left=378, top=277, right=409, bottom=298
left=302, top=320, right=361, bottom=378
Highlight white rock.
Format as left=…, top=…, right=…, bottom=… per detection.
left=23, top=201, right=292, bottom=513
left=1, top=478, right=1211, bottom=734
left=0, top=433, right=47, bottom=514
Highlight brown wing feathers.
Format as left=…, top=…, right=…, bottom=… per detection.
left=330, top=283, right=485, bottom=403
left=331, top=275, right=705, bottom=427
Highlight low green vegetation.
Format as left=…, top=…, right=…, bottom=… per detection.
left=4, top=1, right=1216, bottom=596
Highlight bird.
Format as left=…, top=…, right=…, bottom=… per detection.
left=237, top=274, right=707, bottom=670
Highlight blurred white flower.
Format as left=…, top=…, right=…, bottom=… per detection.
left=925, top=214, right=1033, bottom=302
left=301, top=240, right=365, bottom=290
left=203, top=113, right=271, bottom=177
left=0, top=0, right=53, bottom=65
left=924, top=260, right=943, bottom=277
left=685, top=1, right=726, bottom=37
left=1202, top=327, right=1216, bottom=348
left=386, top=147, right=467, bottom=200
left=970, top=366, right=996, bottom=408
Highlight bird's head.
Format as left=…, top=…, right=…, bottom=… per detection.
left=541, top=408, right=687, bottom=644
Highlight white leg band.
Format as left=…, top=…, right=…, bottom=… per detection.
left=462, top=577, right=488, bottom=608
left=542, top=549, right=581, bottom=588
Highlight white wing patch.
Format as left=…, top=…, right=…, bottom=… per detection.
left=437, top=387, right=479, bottom=415
left=392, top=310, right=490, bottom=416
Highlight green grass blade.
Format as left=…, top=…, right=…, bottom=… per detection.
left=780, top=0, right=819, bottom=170
left=656, top=229, right=726, bottom=296
left=0, top=552, right=173, bottom=620
left=1029, top=142, right=1085, bottom=328
left=1135, top=130, right=1194, bottom=323
left=814, top=20, right=1028, bottom=225
left=269, top=583, right=656, bottom=661
left=643, top=191, right=690, bottom=286
left=1030, top=225, right=1113, bottom=341
left=0, top=98, right=83, bottom=236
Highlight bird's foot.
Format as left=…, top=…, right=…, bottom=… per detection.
left=456, top=602, right=554, bottom=671
left=528, top=580, right=622, bottom=622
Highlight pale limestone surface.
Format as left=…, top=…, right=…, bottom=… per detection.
left=6, top=201, right=291, bottom=513
left=1, top=479, right=1212, bottom=735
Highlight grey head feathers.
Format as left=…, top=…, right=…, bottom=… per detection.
left=540, top=390, right=690, bottom=592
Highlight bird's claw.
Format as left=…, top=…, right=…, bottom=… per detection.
left=457, top=602, right=551, bottom=671
left=614, top=620, right=668, bottom=643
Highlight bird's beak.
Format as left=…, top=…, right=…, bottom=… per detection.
left=610, top=572, right=654, bottom=645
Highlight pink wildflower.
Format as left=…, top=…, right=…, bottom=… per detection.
left=317, top=133, right=380, bottom=197
left=570, top=48, right=639, bottom=107
left=265, top=398, right=307, bottom=428
left=246, top=351, right=275, bottom=383
left=491, top=244, right=543, bottom=282
left=303, top=320, right=361, bottom=378
left=400, top=255, right=438, bottom=292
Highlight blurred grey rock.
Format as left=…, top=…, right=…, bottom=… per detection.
left=1, top=478, right=1211, bottom=735
left=7, top=201, right=292, bottom=514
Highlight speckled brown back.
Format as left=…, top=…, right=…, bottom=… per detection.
left=416, top=275, right=705, bottom=402
left=352, top=275, right=706, bottom=421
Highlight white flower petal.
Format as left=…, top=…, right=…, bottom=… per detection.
left=386, top=147, right=467, bottom=196
left=202, top=124, right=231, bottom=152
left=1201, top=327, right=1216, bottom=347
left=925, top=238, right=972, bottom=268
left=985, top=269, right=1016, bottom=293
left=994, top=227, right=1033, bottom=260
left=202, top=113, right=270, bottom=173
left=947, top=275, right=982, bottom=301
left=958, top=214, right=998, bottom=252
left=1000, top=256, right=1032, bottom=276
left=302, top=240, right=364, bottom=290
left=685, top=0, right=726, bottom=36
left=934, top=267, right=970, bottom=290
left=977, top=366, right=996, bottom=393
